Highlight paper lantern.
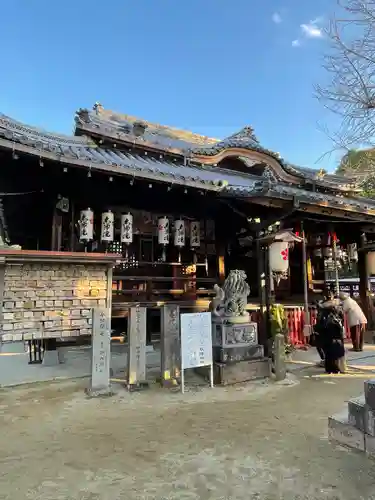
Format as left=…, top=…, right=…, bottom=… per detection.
left=367, top=252, right=375, bottom=275
left=174, top=220, right=185, bottom=247
left=323, top=247, right=333, bottom=258
left=101, top=211, right=114, bottom=242
left=269, top=241, right=289, bottom=273
left=79, top=208, right=94, bottom=242
left=190, top=221, right=200, bottom=248
left=120, top=213, right=133, bottom=244
left=158, top=217, right=169, bottom=245
left=348, top=243, right=358, bottom=263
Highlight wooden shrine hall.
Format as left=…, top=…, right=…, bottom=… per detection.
left=1, top=103, right=375, bottom=344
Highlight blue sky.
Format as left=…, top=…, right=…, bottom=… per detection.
left=0, top=0, right=340, bottom=170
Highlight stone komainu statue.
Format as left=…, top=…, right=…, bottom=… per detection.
left=210, top=270, right=250, bottom=318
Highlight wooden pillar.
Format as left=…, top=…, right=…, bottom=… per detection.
left=358, top=234, right=374, bottom=328
left=256, top=237, right=269, bottom=355
left=51, top=208, right=62, bottom=251
left=215, top=215, right=226, bottom=283
left=301, top=222, right=311, bottom=334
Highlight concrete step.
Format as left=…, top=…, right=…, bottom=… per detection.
left=348, top=394, right=375, bottom=437
left=328, top=410, right=365, bottom=452
left=348, top=395, right=366, bottom=432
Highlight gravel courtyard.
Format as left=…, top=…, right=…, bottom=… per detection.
left=0, top=373, right=374, bottom=500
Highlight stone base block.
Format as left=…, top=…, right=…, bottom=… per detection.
left=213, top=344, right=264, bottom=363
left=365, top=379, right=375, bottom=410
left=328, top=411, right=365, bottom=452
left=365, top=405, right=375, bottom=436
left=127, top=381, right=149, bottom=392
left=212, top=321, right=258, bottom=347
left=85, top=386, right=114, bottom=398
left=348, top=395, right=366, bottom=432
left=365, top=433, right=375, bottom=459
left=213, top=358, right=271, bottom=386
left=42, top=349, right=60, bottom=367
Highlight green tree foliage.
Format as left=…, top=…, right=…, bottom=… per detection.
left=337, top=148, right=375, bottom=197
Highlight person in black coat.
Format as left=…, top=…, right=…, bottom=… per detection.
left=314, top=300, right=345, bottom=374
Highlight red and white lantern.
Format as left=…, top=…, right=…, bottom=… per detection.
left=79, top=208, right=94, bottom=242
left=101, top=211, right=114, bottom=242
left=189, top=221, right=200, bottom=248
left=269, top=241, right=289, bottom=273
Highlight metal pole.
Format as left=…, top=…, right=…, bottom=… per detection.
left=301, top=222, right=311, bottom=336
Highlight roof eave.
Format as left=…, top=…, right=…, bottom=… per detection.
left=0, top=137, right=222, bottom=193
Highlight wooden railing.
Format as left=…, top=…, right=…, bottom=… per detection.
left=111, top=275, right=217, bottom=317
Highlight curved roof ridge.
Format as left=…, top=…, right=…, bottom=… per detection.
left=92, top=107, right=219, bottom=146
left=0, top=113, right=92, bottom=146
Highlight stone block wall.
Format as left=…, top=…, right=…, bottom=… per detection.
left=328, top=378, right=375, bottom=459
left=0, top=262, right=110, bottom=341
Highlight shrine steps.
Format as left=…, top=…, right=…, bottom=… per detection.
left=328, top=379, right=375, bottom=458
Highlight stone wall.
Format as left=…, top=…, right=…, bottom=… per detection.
left=328, top=379, right=375, bottom=458
left=0, top=262, right=110, bottom=341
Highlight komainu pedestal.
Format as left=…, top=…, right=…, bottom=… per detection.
left=209, top=270, right=270, bottom=385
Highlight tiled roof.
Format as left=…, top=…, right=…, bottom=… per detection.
left=0, top=113, right=258, bottom=191
left=75, top=107, right=217, bottom=152
left=227, top=183, right=375, bottom=214
left=0, top=112, right=374, bottom=216
left=75, top=105, right=357, bottom=190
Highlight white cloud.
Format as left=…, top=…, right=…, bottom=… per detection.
left=292, top=17, right=323, bottom=47
left=272, top=12, right=282, bottom=24
left=300, top=22, right=323, bottom=38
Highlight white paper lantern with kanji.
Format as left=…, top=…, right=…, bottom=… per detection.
left=101, top=211, right=114, bottom=242
left=190, top=221, right=200, bottom=248
left=158, top=217, right=169, bottom=245
left=367, top=252, right=375, bottom=275
left=79, top=208, right=94, bottom=242
left=120, top=213, right=133, bottom=244
left=174, top=219, right=185, bottom=247
left=269, top=241, right=289, bottom=273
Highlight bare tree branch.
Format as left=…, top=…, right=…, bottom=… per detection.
left=316, top=0, right=375, bottom=160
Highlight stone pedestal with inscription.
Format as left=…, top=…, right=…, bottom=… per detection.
left=127, top=306, right=149, bottom=391
left=86, top=308, right=113, bottom=397
left=160, top=305, right=180, bottom=387
left=211, top=318, right=270, bottom=385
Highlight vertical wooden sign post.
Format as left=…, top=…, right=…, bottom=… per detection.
left=161, top=304, right=180, bottom=387
left=86, top=308, right=112, bottom=397
left=127, top=306, right=148, bottom=391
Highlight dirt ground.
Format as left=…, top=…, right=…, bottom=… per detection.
left=0, top=372, right=375, bottom=500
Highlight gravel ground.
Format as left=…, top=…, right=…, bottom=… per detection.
left=0, top=371, right=374, bottom=500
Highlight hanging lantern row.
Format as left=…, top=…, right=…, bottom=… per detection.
left=78, top=210, right=200, bottom=252
left=311, top=233, right=358, bottom=264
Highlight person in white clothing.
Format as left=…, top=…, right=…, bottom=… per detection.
left=339, top=293, right=367, bottom=352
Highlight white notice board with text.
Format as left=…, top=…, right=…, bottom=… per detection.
left=180, top=312, right=213, bottom=392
